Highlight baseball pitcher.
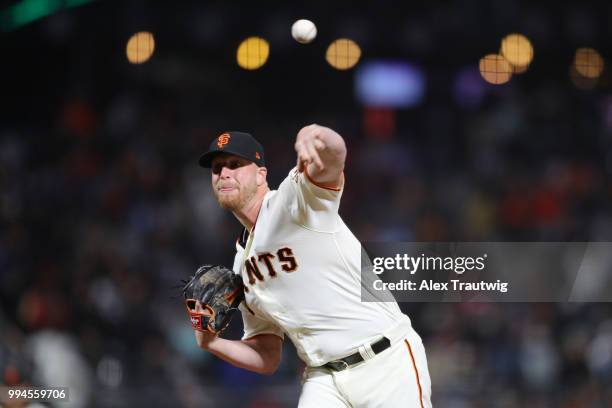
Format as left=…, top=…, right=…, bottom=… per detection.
left=185, top=125, right=432, bottom=407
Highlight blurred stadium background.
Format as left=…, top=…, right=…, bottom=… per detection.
left=1, top=0, right=612, bottom=406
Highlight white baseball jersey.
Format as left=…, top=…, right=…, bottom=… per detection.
left=232, top=168, right=407, bottom=367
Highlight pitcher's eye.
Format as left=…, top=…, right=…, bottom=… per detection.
left=212, top=163, right=223, bottom=174
left=212, top=159, right=246, bottom=174
left=228, top=160, right=242, bottom=169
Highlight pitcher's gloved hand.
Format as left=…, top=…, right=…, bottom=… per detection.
left=182, top=265, right=245, bottom=334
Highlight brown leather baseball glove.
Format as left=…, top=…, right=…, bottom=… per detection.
left=182, top=265, right=245, bottom=334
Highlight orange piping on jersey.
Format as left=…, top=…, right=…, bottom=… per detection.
left=303, top=167, right=344, bottom=191
left=404, top=339, right=424, bottom=408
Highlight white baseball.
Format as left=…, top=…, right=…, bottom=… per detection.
left=291, top=19, right=317, bottom=44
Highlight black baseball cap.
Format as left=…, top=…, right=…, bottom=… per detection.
left=198, top=131, right=266, bottom=168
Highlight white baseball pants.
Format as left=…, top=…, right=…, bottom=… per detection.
left=298, top=317, right=432, bottom=407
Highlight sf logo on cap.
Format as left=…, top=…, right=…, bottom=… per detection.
left=217, top=133, right=231, bottom=148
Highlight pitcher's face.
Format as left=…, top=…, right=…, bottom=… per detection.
left=211, top=153, right=260, bottom=211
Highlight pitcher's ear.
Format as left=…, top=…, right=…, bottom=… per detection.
left=256, top=166, right=267, bottom=186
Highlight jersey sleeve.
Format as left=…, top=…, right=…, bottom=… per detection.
left=276, top=167, right=345, bottom=232
left=239, top=303, right=285, bottom=340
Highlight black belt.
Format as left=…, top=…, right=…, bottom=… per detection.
left=322, top=337, right=391, bottom=371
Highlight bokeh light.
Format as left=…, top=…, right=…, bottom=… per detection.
left=355, top=61, right=425, bottom=108
left=574, top=47, right=604, bottom=79
left=236, top=37, right=270, bottom=70
left=326, top=38, right=361, bottom=70
left=500, top=33, right=534, bottom=72
left=126, top=32, right=155, bottom=64
left=570, top=65, right=598, bottom=90
left=479, top=54, right=512, bottom=85
left=512, top=64, right=529, bottom=74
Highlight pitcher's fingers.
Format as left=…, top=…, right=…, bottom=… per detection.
left=304, top=140, right=324, bottom=170
left=298, top=149, right=313, bottom=171
left=313, top=138, right=326, bottom=151
left=297, top=156, right=309, bottom=172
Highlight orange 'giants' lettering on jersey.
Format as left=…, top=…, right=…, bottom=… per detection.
left=244, top=247, right=298, bottom=285
left=245, top=257, right=264, bottom=285
left=277, top=247, right=298, bottom=272
left=258, top=253, right=277, bottom=277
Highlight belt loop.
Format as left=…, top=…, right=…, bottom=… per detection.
left=358, top=342, right=376, bottom=361
left=321, top=336, right=393, bottom=371
left=357, top=345, right=369, bottom=361
left=364, top=342, right=376, bottom=359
